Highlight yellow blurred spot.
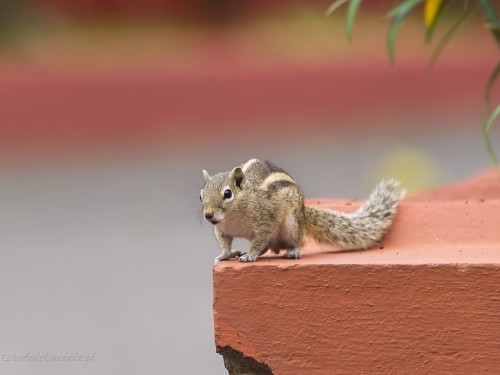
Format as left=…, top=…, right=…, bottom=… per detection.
left=375, top=147, right=442, bottom=193
left=424, top=0, right=443, bottom=28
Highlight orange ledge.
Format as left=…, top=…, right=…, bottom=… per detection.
left=213, top=170, right=500, bottom=374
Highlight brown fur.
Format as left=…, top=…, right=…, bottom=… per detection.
left=201, top=159, right=404, bottom=263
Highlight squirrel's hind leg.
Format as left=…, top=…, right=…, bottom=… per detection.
left=284, top=247, right=301, bottom=259
left=281, top=213, right=304, bottom=260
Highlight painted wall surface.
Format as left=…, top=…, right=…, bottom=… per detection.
left=214, top=195, right=500, bottom=374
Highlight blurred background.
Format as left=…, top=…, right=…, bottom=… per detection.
left=0, top=1, right=499, bottom=374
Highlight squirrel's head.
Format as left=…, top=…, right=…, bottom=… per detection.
left=200, top=167, right=246, bottom=225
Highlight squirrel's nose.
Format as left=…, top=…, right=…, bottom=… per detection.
left=204, top=212, right=214, bottom=220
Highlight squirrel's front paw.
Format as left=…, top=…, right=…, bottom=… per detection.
left=215, top=249, right=244, bottom=264
left=238, top=253, right=258, bottom=262
left=214, top=253, right=230, bottom=264
left=214, top=254, right=229, bottom=264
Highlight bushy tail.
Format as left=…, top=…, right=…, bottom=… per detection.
left=304, top=179, right=404, bottom=249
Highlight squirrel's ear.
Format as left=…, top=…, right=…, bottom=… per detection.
left=203, top=170, right=211, bottom=182
left=231, top=167, right=245, bottom=188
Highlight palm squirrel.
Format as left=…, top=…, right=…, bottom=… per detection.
left=200, top=159, right=404, bottom=263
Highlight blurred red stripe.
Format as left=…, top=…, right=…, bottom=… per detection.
left=0, top=60, right=494, bottom=153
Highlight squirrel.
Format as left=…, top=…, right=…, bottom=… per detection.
left=200, top=158, right=404, bottom=263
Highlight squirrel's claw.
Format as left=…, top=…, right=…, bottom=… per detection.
left=238, top=253, right=258, bottom=262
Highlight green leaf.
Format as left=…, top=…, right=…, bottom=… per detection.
left=490, top=28, right=500, bottom=46
left=386, top=0, right=424, bottom=19
left=485, top=104, right=500, bottom=134
left=484, top=104, right=500, bottom=166
left=478, top=0, right=500, bottom=28
left=428, top=8, right=473, bottom=67
left=325, top=0, right=362, bottom=40
left=386, top=0, right=424, bottom=64
left=387, top=19, right=405, bottom=64
left=478, top=0, right=500, bottom=45
left=485, top=61, right=500, bottom=110
left=345, top=0, right=362, bottom=40
left=326, top=0, right=350, bottom=17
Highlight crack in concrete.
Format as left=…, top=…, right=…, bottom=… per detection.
left=217, top=346, right=273, bottom=375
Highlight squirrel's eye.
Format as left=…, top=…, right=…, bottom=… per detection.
left=223, top=189, right=232, bottom=200
left=199, top=194, right=202, bottom=202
